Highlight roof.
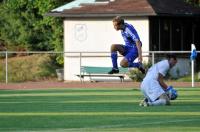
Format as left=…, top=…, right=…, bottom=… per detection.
left=52, top=0, right=96, bottom=12
left=149, top=0, right=200, bottom=16
left=47, top=0, right=200, bottom=18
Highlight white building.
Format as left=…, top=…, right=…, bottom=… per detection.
left=47, top=0, right=200, bottom=81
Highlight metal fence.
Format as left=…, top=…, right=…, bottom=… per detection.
left=0, top=51, right=199, bottom=84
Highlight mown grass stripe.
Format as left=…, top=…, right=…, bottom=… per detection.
left=0, top=92, right=139, bottom=97
left=0, top=89, right=135, bottom=94
left=2, top=87, right=200, bottom=91
left=1, top=127, right=200, bottom=132
left=0, top=92, right=199, bottom=97
left=0, top=100, right=135, bottom=104
left=94, top=118, right=200, bottom=128
left=0, top=99, right=199, bottom=104
left=0, top=112, right=200, bottom=116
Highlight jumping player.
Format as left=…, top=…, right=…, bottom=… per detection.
left=140, top=54, right=178, bottom=106
left=108, top=16, right=145, bottom=74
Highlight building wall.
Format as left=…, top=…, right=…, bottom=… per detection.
left=64, top=17, right=149, bottom=81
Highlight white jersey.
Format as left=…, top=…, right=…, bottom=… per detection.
left=141, top=60, right=170, bottom=101
left=143, top=60, right=170, bottom=81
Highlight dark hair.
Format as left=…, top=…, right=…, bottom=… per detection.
left=166, top=53, right=177, bottom=60
left=112, top=16, right=124, bottom=25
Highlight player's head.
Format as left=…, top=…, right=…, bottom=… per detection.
left=167, top=54, right=177, bottom=68
left=112, top=16, right=124, bottom=31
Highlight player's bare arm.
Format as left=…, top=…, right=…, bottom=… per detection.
left=136, top=40, right=142, bottom=62
left=158, top=73, right=168, bottom=90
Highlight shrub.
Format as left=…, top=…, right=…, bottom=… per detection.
left=0, top=54, right=59, bottom=82
left=128, top=62, right=152, bottom=81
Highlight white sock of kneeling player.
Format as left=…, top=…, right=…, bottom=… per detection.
left=148, top=99, right=166, bottom=106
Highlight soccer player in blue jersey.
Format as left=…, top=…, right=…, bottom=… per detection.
left=108, top=16, right=145, bottom=74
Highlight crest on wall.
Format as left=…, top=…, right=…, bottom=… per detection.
left=74, top=24, right=87, bottom=42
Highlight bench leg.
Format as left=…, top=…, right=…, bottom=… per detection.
left=89, top=74, right=92, bottom=82
left=80, top=75, right=84, bottom=83
left=120, top=77, right=124, bottom=83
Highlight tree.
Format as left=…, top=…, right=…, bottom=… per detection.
left=185, top=0, right=200, bottom=6
left=0, top=0, right=72, bottom=51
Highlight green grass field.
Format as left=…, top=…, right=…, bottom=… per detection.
left=0, top=87, right=200, bottom=132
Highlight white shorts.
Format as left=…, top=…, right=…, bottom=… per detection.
left=140, top=79, right=165, bottom=102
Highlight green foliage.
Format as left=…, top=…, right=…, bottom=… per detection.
left=0, top=54, right=58, bottom=82
left=185, top=0, right=200, bottom=6
left=128, top=62, right=152, bottom=81
left=0, top=0, right=74, bottom=65
left=56, top=54, right=64, bottom=65
left=0, top=0, right=72, bottom=52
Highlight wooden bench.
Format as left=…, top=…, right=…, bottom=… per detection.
left=77, top=66, right=129, bottom=82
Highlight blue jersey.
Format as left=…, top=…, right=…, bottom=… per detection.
left=121, top=23, right=141, bottom=48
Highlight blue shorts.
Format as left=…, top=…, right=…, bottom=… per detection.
left=123, top=45, right=138, bottom=63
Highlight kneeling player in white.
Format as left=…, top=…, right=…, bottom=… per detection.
left=140, top=54, right=178, bottom=106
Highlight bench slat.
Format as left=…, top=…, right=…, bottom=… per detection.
left=82, top=66, right=129, bottom=74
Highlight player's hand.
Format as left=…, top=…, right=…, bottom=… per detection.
left=165, top=86, right=178, bottom=100
left=166, top=86, right=173, bottom=92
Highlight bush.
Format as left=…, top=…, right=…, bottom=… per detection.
left=128, top=62, right=152, bottom=81
left=0, top=54, right=60, bottom=82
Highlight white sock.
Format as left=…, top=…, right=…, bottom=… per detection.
left=149, top=99, right=166, bottom=106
